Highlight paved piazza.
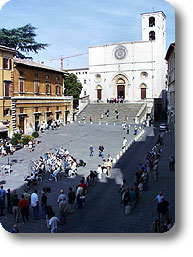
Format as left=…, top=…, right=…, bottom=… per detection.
left=0, top=122, right=175, bottom=233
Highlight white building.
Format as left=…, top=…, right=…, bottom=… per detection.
left=68, top=11, right=166, bottom=118
left=66, top=68, right=90, bottom=98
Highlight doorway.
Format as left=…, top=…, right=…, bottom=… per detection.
left=34, top=115, right=40, bottom=131
left=141, top=88, right=146, bottom=99
left=19, top=117, right=25, bottom=134
left=97, top=89, right=102, bottom=100
left=117, top=85, right=125, bottom=99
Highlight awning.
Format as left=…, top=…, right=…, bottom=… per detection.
left=0, top=122, right=9, bottom=133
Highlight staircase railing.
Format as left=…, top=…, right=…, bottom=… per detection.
left=135, top=103, right=148, bottom=124
left=74, top=96, right=89, bottom=121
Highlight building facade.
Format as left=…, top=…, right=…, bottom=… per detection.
left=68, top=11, right=166, bottom=118
left=165, top=42, right=175, bottom=127
left=0, top=45, right=16, bottom=136
left=69, top=68, right=90, bottom=98
left=0, top=48, right=73, bottom=137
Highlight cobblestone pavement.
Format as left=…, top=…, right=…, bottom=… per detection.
left=0, top=123, right=175, bottom=233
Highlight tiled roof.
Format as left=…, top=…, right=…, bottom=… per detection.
left=0, top=45, right=17, bottom=53
left=165, top=42, right=175, bottom=60
left=14, top=58, right=67, bottom=74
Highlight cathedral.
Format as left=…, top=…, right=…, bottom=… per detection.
left=67, top=11, right=166, bottom=119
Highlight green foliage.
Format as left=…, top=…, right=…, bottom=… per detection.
left=0, top=24, right=49, bottom=58
left=13, top=133, right=22, bottom=140
left=22, top=135, right=32, bottom=145
left=64, top=73, right=83, bottom=107
left=11, top=136, right=19, bottom=146
left=32, top=131, right=39, bottom=138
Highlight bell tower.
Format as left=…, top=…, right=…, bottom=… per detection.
left=140, top=11, right=166, bottom=100
left=141, top=11, right=166, bottom=48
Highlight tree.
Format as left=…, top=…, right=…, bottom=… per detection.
left=0, top=23, right=49, bottom=58
left=64, top=73, right=83, bottom=108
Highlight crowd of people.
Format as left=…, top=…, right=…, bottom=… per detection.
left=0, top=142, right=16, bottom=156
left=24, top=147, right=87, bottom=188
left=118, top=133, right=174, bottom=232
left=106, top=97, right=125, bottom=104
left=0, top=166, right=101, bottom=233
left=0, top=118, right=174, bottom=233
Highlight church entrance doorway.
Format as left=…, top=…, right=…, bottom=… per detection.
left=97, top=89, right=102, bottom=100
left=96, top=85, right=102, bottom=101
left=117, top=85, right=125, bottom=99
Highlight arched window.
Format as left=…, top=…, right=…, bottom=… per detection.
left=140, top=84, right=147, bottom=99
left=149, top=31, right=155, bottom=41
left=149, top=17, right=155, bottom=27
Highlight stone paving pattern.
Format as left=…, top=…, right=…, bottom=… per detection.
left=0, top=122, right=175, bottom=233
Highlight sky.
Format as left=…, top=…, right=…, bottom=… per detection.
left=0, top=0, right=175, bottom=69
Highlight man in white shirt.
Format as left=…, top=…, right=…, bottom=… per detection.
left=31, top=190, right=39, bottom=220
left=49, top=213, right=60, bottom=233
left=96, top=165, right=102, bottom=180
left=151, top=192, right=164, bottom=220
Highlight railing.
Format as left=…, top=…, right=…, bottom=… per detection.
left=74, top=96, right=90, bottom=121
left=135, top=103, right=148, bottom=124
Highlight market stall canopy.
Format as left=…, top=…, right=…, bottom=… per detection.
left=0, top=122, right=9, bottom=133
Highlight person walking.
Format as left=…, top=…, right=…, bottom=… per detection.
left=134, top=126, right=138, bottom=135
left=41, top=192, right=47, bottom=219
left=12, top=194, right=20, bottom=223
left=126, top=125, right=130, bottom=134
left=129, top=188, right=136, bottom=209
left=76, top=190, right=83, bottom=210
left=0, top=186, right=6, bottom=216
left=18, top=194, right=29, bottom=224
left=123, top=187, right=130, bottom=207
left=6, top=189, right=13, bottom=214
left=68, top=187, right=76, bottom=213
left=98, top=144, right=104, bottom=158
left=23, top=189, right=30, bottom=218
left=153, top=158, right=159, bottom=182
left=107, top=158, right=112, bottom=177
left=151, top=191, right=164, bottom=220
left=49, top=212, right=60, bottom=233
left=122, top=137, right=127, bottom=150
left=58, top=197, right=69, bottom=225
left=28, top=139, right=33, bottom=152
left=159, top=197, right=170, bottom=224
left=57, top=190, right=67, bottom=205
left=31, top=189, right=39, bottom=220
left=89, top=145, right=94, bottom=156
left=119, top=179, right=126, bottom=203
left=96, top=164, right=102, bottom=180
left=169, top=155, right=175, bottom=171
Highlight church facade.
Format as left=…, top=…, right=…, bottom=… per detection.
left=67, top=11, right=166, bottom=117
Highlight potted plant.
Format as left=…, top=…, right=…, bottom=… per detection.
left=11, top=136, right=19, bottom=146
left=22, top=135, right=32, bottom=147
left=32, top=131, right=39, bottom=144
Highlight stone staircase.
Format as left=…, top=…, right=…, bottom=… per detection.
left=76, top=103, right=144, bottom=123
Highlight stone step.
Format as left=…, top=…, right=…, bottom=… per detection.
left=76, top=103, right=144, bottom=123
